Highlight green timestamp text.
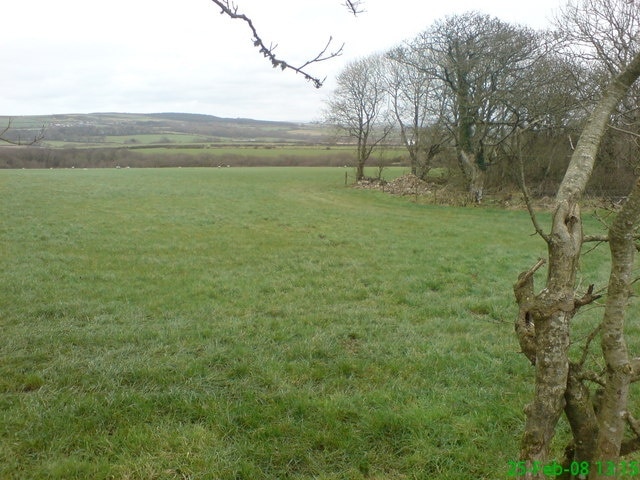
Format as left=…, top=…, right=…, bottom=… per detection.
left=508, top=460, right=640, bottom=477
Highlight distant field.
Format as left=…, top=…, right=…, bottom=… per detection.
left=128, top=145, right=359, bottom=157
left=1, top=167, right=633, bottom=479
left=38, top=142, right=358, bottom=155
left=0, top=143, right=407, bottom=169
left=40, top=136, right=403, bottom=161
left=0, top=113, right=409, bottom=169
left=1, top=113, right=332, bottom=149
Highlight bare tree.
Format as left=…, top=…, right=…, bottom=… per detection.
left=410, top=13, right=545, bottom=202
left=514, top=1, right=640, bottom=477
left=209, top=0, right=363, bottom=88
left=385, top=46, right=448, bottom=180
left=495, top=47, right=597, bottom=191
left=559, top=0, right=640, bottom=76
left=324, top=55, right=393, bottom=181
left=559, top=0, right=640, bottom=157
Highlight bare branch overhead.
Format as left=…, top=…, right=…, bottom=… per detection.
left=343, top=0, right=365, bottom=15
left=0, top=119, right=45, bottom=146
left=209, top=0, right=346, bottom=88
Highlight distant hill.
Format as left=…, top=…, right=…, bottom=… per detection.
left=0, top=112, right=329, bottom=147
left=0, top=112, right=367, bottom=169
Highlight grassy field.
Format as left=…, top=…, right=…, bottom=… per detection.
left=37, top=143, right=401, bottom=160
left=1, top=143, right=404, bottom=169
left=0, top=167, right=634, bottom=479
left=126, top=145, right=360, bottom=158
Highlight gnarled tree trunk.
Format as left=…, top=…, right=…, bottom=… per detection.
left=591, top=177, right=640, bottom=477
left=515, top=50, right=640, bottom=479
left=458, top=150, right=485, bottom=203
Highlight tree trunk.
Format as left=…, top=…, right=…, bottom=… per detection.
left=356, top=161, right=365, bottom=181
left=519, top=200, right=581, bottom=476
left=516, top=50, right=640, bottom=479
left=591, top=177, right=640, bottom=478
left=457, top=149, right=485, bottom=203
left=563, top=362, right=598, bottom=475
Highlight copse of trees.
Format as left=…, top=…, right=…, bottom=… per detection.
left=324, top=9, right=640, bottom=201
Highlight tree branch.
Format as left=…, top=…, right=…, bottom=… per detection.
left=574, top=284, right=603, bottom=310
left=343, top=0, right=365, bottom=15
left=578, top=368, right=606, bottom=386
left=621, top=412, right=640, bottom=456
left=0, top=119, right=45, bottom=146
left=583, top=234, right=609, bottom=243
left=630, top=357, right=640, bottom=383
left=210, top=0, right=345, bottom=88
left=563, top=363, right=599, bottom=470
left=608, top=122, right=640, bottom=139
left=579, top=323, right=602, bottom=367
left=626, top=412, right=640, bottom=437
left=621, top=437, right=640, bottom=456
left=514, top=258, right=547, bottom=366
left=584, top=233, right=640, bottom=244
left=516, top=129, right=550, bottom=243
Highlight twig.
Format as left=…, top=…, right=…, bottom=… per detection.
left=583, top=234, right=609, bottom=243
left=343, top=0, right=365, bottom=15
left=578, top=369, right=606, bottom=386
left=608, top=122, right=640, bottom=139
left=515, top=258, right=547, bottom=292
left=210, top=0, right=345, bottom=88
left=621, top=410, right=640, bottom=455
left=574, top=284, right=603, bottom=310
left=0, top=119, right=45, bottom=146
left=516, top=129, right=550, bottom=243
left=626, top=412, right=640, bottom=437
left=630, top=357, right=640, bottom=383
left=578, top=323, right=602, bottom=366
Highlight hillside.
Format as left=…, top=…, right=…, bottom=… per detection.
left=0, top=113, right=380, bottom=169
left=0, top=112, right=330, bottom=148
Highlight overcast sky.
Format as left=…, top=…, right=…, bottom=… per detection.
left=2, top=0, right=564, bottom=122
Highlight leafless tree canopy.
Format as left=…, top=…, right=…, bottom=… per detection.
left=324, top=55, right=392, bottom=180
left=557, top=0, right=640, bottom=75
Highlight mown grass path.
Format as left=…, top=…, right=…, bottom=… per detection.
left=0, top=167, right=617, bottom=479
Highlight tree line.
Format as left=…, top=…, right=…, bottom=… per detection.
left=324, top=6, right=640, bottom=202
left=0, top=146, right=360, bottom=169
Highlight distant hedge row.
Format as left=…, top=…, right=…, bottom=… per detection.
left=0, top=146, right=365, bottom=169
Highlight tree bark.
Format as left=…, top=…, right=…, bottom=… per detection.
left=457, top=149, right=485, bottom=203
left=591, top=177, right=640, bottom=478
left=520, top=201, right=581, bottom=476
left=356, top=131, right=368, bottom=181
left=563, top=363, right=599, bottom=475
left=517, top=50, right=640, bottom=479
left=356, top=161, right=365, bottom=181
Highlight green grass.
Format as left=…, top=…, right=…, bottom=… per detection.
left=32, top=143, right=372, bottom=168
left=0, top=167, right=631, bottom=479
left=38, top=142, right=400, bottom=161
left=128, top=145, right=359, bottom=157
